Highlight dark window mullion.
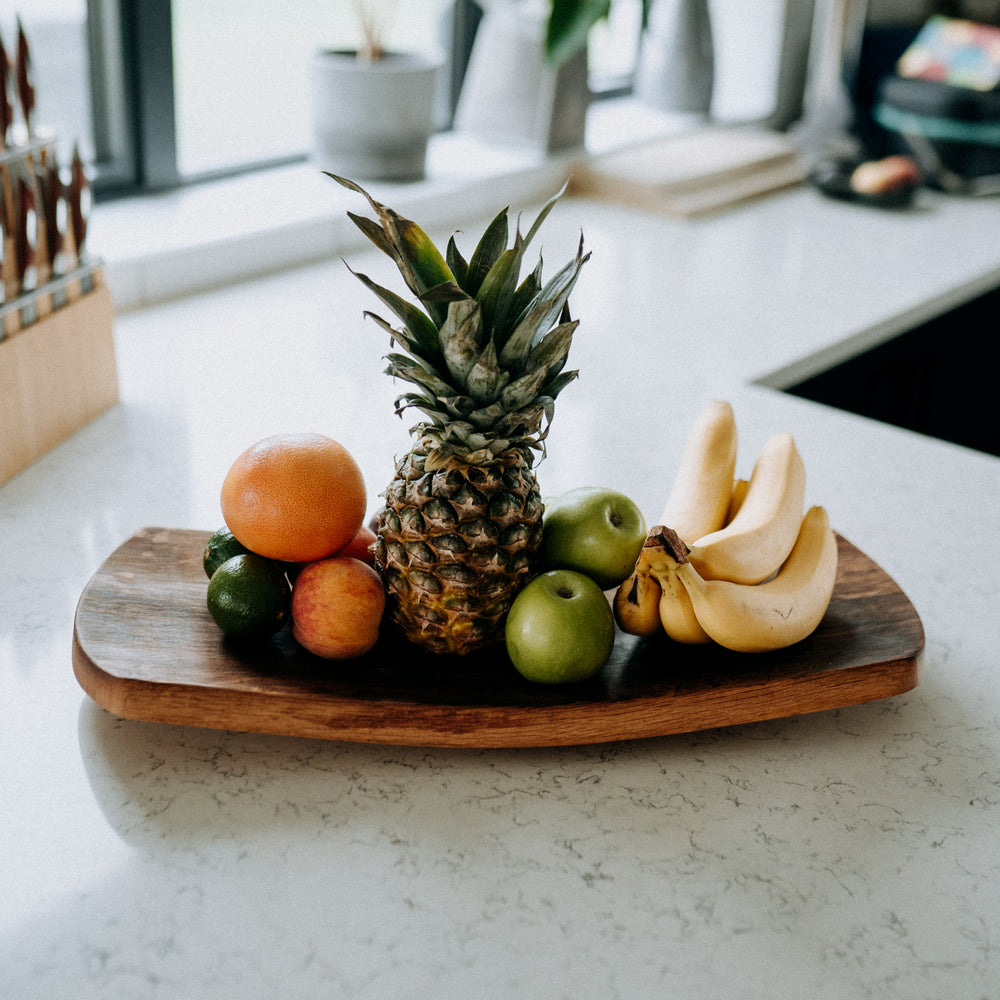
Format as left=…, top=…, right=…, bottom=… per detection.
left=86, top=0, right=135, bottom=197
left=124, top=0, right=178, bottom=190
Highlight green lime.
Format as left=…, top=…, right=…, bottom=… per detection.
left=206, top=553, right=291, bottom=639
left=203, top=526, right=250, bottom=578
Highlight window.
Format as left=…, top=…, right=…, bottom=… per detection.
left=589, top=0, right=644, bottom=95
left=170, top=0, right=444, bottom=178
left=14, top=0, right=645, bottom=201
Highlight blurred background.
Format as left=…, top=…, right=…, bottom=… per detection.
left=7, top=0, right=999, bottom=200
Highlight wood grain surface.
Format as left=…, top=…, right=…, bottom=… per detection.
left=72, top=527, right=924, bottom=747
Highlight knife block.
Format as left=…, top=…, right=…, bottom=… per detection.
left=1, top=271, right=118, bottom=487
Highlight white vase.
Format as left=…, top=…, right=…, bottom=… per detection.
left=453, top=4, right=589, bottom=153
left=708, top=0, right=816, bottom=129
left=635, top=0, right=714, bottom=117
left=307, top=50, right=444, bottom=181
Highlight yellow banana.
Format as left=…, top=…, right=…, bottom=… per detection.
left=616, top=471, right=750, bottom=644
left=726, top=478, right=750, bottom=524
left=666, top=506, right=839, bottom=652
left=649, top=475, right=747, bottom=644
left=658, top=400, right=738, bottom=545
left=657, top=571, right=711, bottom=644
left=639, top=533, right=710, bottom=644
left=687, top=432, right=806, bottom=585
left=613, top=559, right=663, bottom=637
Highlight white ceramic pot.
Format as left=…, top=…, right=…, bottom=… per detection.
left=635, top=0, right=817, bottom=130
left=307, top=49, right=444, bottom=181
left=635, top=0, right=714, bottom=117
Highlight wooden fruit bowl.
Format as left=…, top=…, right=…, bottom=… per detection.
left=72, top=527, right=923, bottom=748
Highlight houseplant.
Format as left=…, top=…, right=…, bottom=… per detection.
left=307, top=2, right=443, bottom=181
left=452, top=0, right=653, bottom=152
left=544, top=0, right=650, bottom=67
left=453, top=0, right=596, bottom=152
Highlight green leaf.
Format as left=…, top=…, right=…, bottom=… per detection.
left=465, top=207, right=509, bottom=297
left=509, top=256, right=544, bottom=326
left=465, top=339, right=509, bottom=403
left=440, top=297, right=484, bottom=386
left=446, top=234, right=469, bottom=290
left=390, top=214, right=455, bottom=291
left=384, top=358, right=456, bottom=400
left=430, top=420, right=488, bottom=453
left=465, top=399, right=507, bottom=430
left=522, top=180, right=569, bottom=248
left=348, top=266, right=440, bottom=361
left=363, top=312, right=432, bottom=361
left=329, top=174, right=456, bottom=326
left=540, top=369, right=580, bottom=401
left=392, top=391, right=447, bottom=422
left=439, top=394, right=478, bottom=416
left=346, top=211, right=395, bottom=259
left=493, top=403, right=555, bottom=450
left=494, top=401, right=547, bottom=438
left=499, top=364, right=553, bottom=412
left=546, top=0, right=611, bottom=67
left=478, top=184, right=572, bottom=343
left=498, top=243, right=588, bottom=369
left=498, top=295, right=558, bottom=370
left=475, top=245, right=522, bottom=343
left=525, top=320, right=577, bottom=380
left=387, top=213, right=457, bottom=327
left=534, top=232, right=590, bottom=313
left=390, top=386, right=453, bottom=423
left=419, top=280, right=470, bottom=306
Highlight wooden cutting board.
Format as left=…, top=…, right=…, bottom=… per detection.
left=72, top=527, right=924, bottom=748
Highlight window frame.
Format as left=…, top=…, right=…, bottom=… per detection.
left=89, top=0, right=489, bottom=199
left=87, top=0, right=174, bottom=197
left=86, top=0, right=627, bottom=201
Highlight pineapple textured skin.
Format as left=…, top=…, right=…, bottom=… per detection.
left=332, top=173, right=587, bottom=655
left=375, top=444, right=544, bottom=655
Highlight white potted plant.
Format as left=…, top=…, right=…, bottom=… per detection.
left=307, top=1, right=444, bottom=181
left=453, top=0, right=592, bottom=152
left=454, top=0, right=652, bottom=152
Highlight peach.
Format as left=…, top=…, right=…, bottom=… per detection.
left=335, top=522, right=377, bottom=566
left=291, top=556, right=385, bottom=659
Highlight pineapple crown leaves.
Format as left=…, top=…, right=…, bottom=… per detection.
left=329, top=173, right=589, bottom=466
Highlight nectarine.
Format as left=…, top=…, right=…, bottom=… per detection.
left=335, top=523, right=377, bottom=566
left=291, top=556, right=384, bottom=659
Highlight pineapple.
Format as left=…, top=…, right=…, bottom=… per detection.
left=331, top=174, right=589, bottom=656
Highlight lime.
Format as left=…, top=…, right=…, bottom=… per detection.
left=203, top=526, right=251, bottom=578
left=206, top=553, right=291, bottom=638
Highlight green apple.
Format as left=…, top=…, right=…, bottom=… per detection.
left=505, top=569, right=615, bottom=684
left=540, top=486, right=647, bottom=590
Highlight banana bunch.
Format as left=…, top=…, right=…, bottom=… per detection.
left=614, top=401, right=838, bottom=652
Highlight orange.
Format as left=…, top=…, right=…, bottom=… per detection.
left=220, top=433, right=367, bottom=563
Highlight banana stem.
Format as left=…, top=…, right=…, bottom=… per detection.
left=643, top=525, right=690, bottom=565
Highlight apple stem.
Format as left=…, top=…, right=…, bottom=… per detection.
left=557, top=586, right=575, bottom=600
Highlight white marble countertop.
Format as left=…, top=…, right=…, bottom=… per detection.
left=3, top=177, right=1000, bottom=999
